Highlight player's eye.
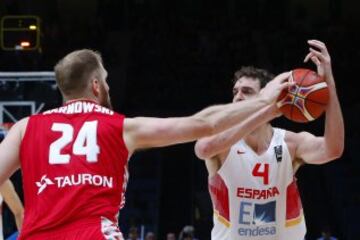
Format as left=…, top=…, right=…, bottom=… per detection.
left=242, top=89, right=254, bottom=95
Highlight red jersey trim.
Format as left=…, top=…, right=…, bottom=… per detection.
left=209, top=173, right=230, bottom=223
left=286, top=179, right=303, bottom=221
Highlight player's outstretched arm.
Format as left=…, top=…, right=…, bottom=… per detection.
left=295, top=40, right=344, bottom=164
left=0, top=179, right=24, bottom=230
left=0, top=118, right=28, bottom=187
left=123, top=72, right=291, bottom=153
left=194, top=103, right=280, bottom=160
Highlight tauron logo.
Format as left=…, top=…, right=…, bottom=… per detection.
left=35, top=174, right=114, bottom=195
left=35, top=175, right=54, bottom=194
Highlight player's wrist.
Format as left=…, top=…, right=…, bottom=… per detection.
left=258, top=94, right=273, bottom=106
left=266, top=104, right=282, bottom=118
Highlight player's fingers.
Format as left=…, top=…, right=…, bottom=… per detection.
left=308, top=39, right=325, bottom=46
left=310, top=56, right=321, bottom=66
left=308, top=40, right=326, bottom=50
left=273, top=72, right=291, bottom=83
left=309, top=39, right=327, bottom=48
left=311, top=56, right=324, bottom=76
left=304, top=52, right=314, bottom=63
left=309, top=48, right=325, bottom=61
left=280, top=80, right=295, bottom=90
left=308, top=40, right=329, bottom=55
left=310, top=56, right=325, bottom=76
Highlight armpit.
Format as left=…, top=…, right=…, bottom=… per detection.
left=292, top=158, right=304, bottom=173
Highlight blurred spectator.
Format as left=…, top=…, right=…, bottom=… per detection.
left=316, top=227, right=338, bottom=240
left=166, top=232, right=176, bottom=240
left=127, top=226, right=140, bottom=240
left=178, top=225, right=198, bottom=240
left=5, top=231, right=18, bottom=240
left=145, top=231, right=156, bottom=240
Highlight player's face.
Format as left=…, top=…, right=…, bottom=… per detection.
left=232, top=77, right=261, bottom=102
left=98, top=66, right=113, bottom=109
left=166, top=234, right=176, bottom=240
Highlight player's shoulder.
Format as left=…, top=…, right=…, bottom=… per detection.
left=12, top=117, right=29, bottom=128
left=284, top=129, right=313, bottom=145
left=122, top=117, right=142, bottom=130
left=17, top=116, right=29, bottom=125
left=8, top=117, right=30, bottom=138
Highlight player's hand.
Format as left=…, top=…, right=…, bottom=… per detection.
left=260, top=72, right=293, bottom=104
left=304, top=40, right=334, bottom=85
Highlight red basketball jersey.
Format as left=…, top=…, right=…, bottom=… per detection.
left=19, top=100, right=129, bottom=240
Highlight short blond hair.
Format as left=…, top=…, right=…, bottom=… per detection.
left=54, top=49, right=103, bottom=97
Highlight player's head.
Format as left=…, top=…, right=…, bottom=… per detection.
left=54, top=49, right=112, bottom=108
left=128, top=226, right=139, bottom=240
left=232, top=66, right=274, bottom=102
left=145, top=232, right=155, bottom=240
left=166, top=232, right=176, bottom=240
left=180, top=225, right=195, bottom=240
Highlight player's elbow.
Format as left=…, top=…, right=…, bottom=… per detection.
left=194, top=141, right=213, bottom=160
left=323, top=142, right=344, bottom=162
left=328, top=146, right=344, bottom=160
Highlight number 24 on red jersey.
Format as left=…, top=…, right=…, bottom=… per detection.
left=49, top=121, right=100, bottom=164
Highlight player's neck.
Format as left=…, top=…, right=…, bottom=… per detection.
left=244, top=124, right=273, bottom=154
left=64, top=97, right=99, bottom=105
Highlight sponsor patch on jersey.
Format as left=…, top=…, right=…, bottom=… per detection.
left=253, top=201, right=276, bottom=225
left=35, top=173, right=113, bottom=195
left=238, top=200, right=277, bottom=237
left=274, top=145, right=282, bottom=162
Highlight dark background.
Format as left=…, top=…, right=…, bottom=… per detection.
left=1, top=0, right=359, bottom=239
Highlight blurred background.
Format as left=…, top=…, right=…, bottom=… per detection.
left=0, top=0, right=359, bottom=239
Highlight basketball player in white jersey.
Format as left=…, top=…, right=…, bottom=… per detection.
left=0, top=180, right=24, bottom=240
left=195, top=40, right=344, bottom=240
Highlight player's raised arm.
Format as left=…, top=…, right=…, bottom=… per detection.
left=295, top=40, right=344, bottom=164
left=194, top=103, right=281, bottom=160
left=123, top=72, right=291, bottom=153
left=0, top=118, right=28, bottom=186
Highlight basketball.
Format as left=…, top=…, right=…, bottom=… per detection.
left=277, top=68, right=329, bottom=123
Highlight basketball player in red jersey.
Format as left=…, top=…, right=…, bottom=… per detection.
left=0, top=49, right=292, bottom=239
left=195, top=40, right=344, bottom=240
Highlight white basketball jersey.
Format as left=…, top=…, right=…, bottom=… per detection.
left=208, top=128, right=306, bottom=240
left=0, top=194, right=3, bottom=240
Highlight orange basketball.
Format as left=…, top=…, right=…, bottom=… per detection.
left=277, top=68, right=329, bottom=123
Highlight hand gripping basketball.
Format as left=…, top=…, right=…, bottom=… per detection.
left=276, top=69, right=329, bottom=123
left=260, top=72, right=293, bottom=104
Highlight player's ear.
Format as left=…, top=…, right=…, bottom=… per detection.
left=91, top=78, right=100, bottom=97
